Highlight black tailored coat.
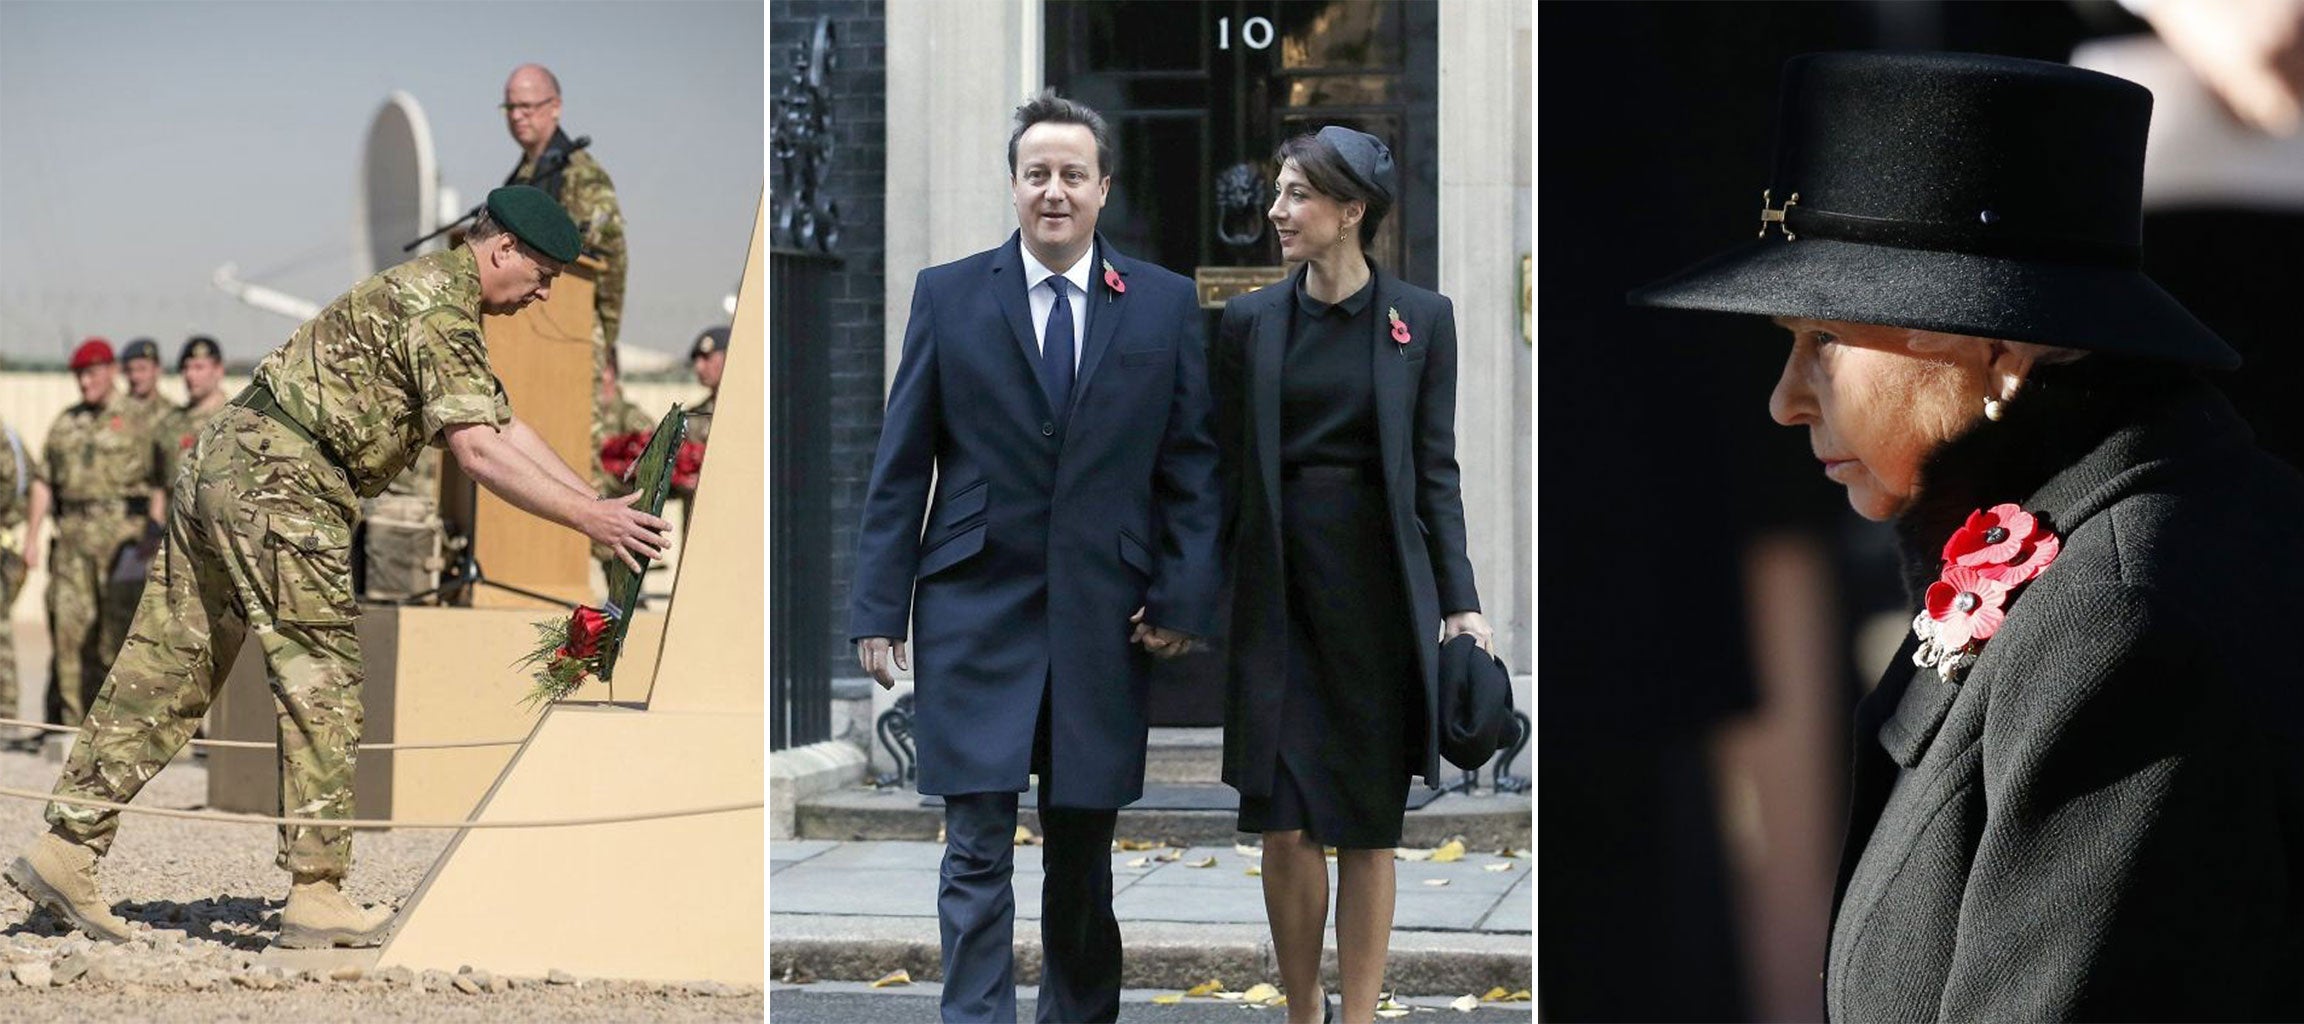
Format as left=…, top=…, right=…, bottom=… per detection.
left=848, top=233, right=1222, bottom=809
left=1826, top=383, right=2304, bottom=1021
left=1211, top=264, right=1481, bottom=797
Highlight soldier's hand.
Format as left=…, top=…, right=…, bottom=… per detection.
left=857, top=637, right=908, bottom=689
left=1130, top=607, right=1197, bottom=659
left=585, top=491, right=674, bottom=573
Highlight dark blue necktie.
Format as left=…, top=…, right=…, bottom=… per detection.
left=1040, top=276, right=1075, bottom=414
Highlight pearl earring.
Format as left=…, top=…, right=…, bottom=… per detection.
left=1983, top=396, right=2006, bottom=422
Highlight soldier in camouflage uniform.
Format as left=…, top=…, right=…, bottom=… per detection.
left=23, top=340, right=164, bottom=728
left=4, top=187, right=671, bottom=950
left=685, top=325, right=725, bottom=447
left=156, top=335, right=230, bottom=486
left=592, top=345, right=656, bottom=585
left=502, top=64, right=628, bottom=452
left=0, top=412, right=29, bottom=746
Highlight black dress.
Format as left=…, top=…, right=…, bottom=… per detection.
left=1235, top=274, right=1421, bottom=849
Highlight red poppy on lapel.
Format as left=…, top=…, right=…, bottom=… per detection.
left=1102, top=258, right=1125, bottom=299
left=1388, top=306, right=1410, bottom=346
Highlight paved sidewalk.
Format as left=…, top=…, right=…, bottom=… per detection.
left=769, top=839, right=1530, bottom=996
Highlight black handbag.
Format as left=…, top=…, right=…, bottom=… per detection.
left=1437, top=633, right=1514, bottom=771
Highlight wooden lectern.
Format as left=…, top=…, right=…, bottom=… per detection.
left=437, top=255, right=603, bottom=609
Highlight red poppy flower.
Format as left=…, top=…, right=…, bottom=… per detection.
left=1387, top=306, right=1411, bottom=345
left=599, top=431, right=648, bottom=482
left=1102, top=259, right=1125, bottom=294
left=672, top=439, right=707, bottom=492
left=1925, top=566, right=2010, bottom=649
left=1943, top=502, right=2061, bottom=585
left=564, top=605, right=611, bottom=660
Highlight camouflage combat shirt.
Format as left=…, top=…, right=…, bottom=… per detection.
left=40, top=393, right=162, bottom=503
left=156, top=399, right=227, bottom=484
left=512, top=130, right=626, bottom=347
left=0, top=416, right=27, bottom=529
left=252, top=245, right=512, bottom=498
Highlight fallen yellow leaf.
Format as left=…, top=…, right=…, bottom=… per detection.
left=1377, top=996, right=1408, bottom=1011
left=1245, top=866, right=1262, bottom=877
left=1483, top=862, right=1514, bottom=873
left=1186, top=979, right=1224, bottom=997
left=1186, top=855, right=1219, bottom=868
left=1014, top=826, right=1038, bottom=845
left=1396, top=847, right=1435, bottom=862
left=1508, top=989, right=1532, bottom=1001
left=870, top=969, right=912, bottom=988
left=1494, top=847, right=1523, bottom=858
left=1213, top=990, right=1246, bottom=1001
left=1151, top=993, right=1183, bottom=1005
left=1117, top=838, right=1160, bottom=851
left=1234, top=842, right=1264, bottom=859
left=1241, top=983, right=1280, bottom=1003
left=1125, top=857, right=1150, bottom=868
left=1422, top=878, right=1451, bottom=887
left=1431, top=839, right=1467, bottom=863
left=1450, top=993, right=1481, bottom=1012
left=1376, top=1011, right=1410, bottom=1020
left=1155, top=849, right=1185, bottom=863
left=1482, top=986, right=1511, bottom=1001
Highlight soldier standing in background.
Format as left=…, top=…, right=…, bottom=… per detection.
left=23, top=340, right=161, bottom=728
left=501, top=63, right=628, bottom=464
left=684, top=325, right=725, bottom=447
left=591, top=345, right=655, bottom=587
left=117, top=338, right=172, bottom=530
left=4, top=187, right=670, bottom=949
left=158, top=335, right=230, bottom=485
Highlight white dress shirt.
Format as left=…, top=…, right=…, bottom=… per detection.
left=1019, top=240, right=1091, bottom=371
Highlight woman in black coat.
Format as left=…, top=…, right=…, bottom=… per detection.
left=1632, top=52, right=2304, bottom=1019
left=1211, top=127, right=1490, bottom=1024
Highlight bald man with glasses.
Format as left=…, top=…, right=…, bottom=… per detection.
left=501, top=63, right=629, bottom=481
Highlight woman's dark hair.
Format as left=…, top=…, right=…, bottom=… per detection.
left=1275, top=132, right=1392, bottom=249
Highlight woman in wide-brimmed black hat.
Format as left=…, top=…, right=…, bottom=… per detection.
left=1212, top=126, right=1492, bottom=1024
left=1633, top=51, right=2304, bottom=1019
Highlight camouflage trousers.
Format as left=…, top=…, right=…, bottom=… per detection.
left=48, top=406, right=366, bottom=879
left=45, top=509, right=148, bottom=727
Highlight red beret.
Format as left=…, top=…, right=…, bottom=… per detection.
left=69, top=338, right=115, bottom=371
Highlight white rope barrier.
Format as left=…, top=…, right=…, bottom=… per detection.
left=0, top=784, right=761, bottom=830
left=0, top=717, right=523, bottom=751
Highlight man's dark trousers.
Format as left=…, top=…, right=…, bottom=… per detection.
left=939, top=788, right=1120, bottom=1023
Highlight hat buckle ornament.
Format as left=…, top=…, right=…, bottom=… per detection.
left=1758, top=189, right=1800, bottom=240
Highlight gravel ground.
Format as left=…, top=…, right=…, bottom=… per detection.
left=0, top=745, right=761, bottom=1022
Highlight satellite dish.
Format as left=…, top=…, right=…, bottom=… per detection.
left=356, top=90, right=440, bottom=276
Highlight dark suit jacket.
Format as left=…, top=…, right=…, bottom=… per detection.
left=848, top=232, right=1221, bottom=809
left=1211, top=263, right=1481, bottom=796
left=1827, top=382, right=2304, bottom=1020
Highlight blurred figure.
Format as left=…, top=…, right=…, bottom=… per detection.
left=0, top=396, right=28, bottom=749
left=23, top=339, right=157, bottom=728
left=159, top=335, right=228, bottom=487
left=685, top=325, right=727, bottom=445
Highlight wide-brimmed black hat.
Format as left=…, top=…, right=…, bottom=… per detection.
left=1629, top=51, right=2237, bottom=368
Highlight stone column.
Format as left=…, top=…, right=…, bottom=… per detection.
left=1438, top=0, right=1533, bottom=671
left=885, top=0, right=1045, bottom=381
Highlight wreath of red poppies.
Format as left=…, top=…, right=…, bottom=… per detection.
left=1911, top=503, right=2061, bottom=683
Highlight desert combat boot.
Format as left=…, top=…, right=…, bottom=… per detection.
left=4, top=829, right=137, bottom=942
left=278, top=873, right=396, bottom=949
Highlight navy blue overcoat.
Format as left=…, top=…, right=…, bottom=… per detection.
left=849, top=232, right=1221, bottom=809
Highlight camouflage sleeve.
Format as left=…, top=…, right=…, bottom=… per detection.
left=562, top=156, right=627, bottom=349
left=409, top=309, right=514, bottom=443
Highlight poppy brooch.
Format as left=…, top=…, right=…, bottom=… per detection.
left=1911, top=503, right=2060, bottom=684
left=1102, top=258, right=1125, bottom=301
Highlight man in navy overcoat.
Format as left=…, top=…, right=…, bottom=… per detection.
left=849, top=91, right=1221, bottom=1024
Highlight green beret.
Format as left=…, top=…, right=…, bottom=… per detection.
left=485, top=185, right=581, bottom=264
left=122, top=338, right=161, bottom=364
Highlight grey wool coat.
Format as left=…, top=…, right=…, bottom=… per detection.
left=1828, top=383, right=2304, bottom=1021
